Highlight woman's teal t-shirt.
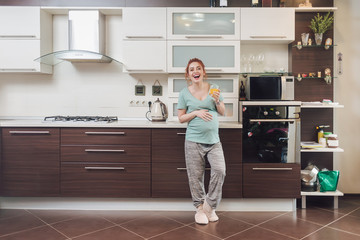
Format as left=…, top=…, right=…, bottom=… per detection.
left=177, top=87, right=224, bottom=144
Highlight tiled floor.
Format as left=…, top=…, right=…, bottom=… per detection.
left=1, top=196, right=360, bottom=240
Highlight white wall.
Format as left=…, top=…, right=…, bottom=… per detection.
left=334, top=0, right=360, bottom=193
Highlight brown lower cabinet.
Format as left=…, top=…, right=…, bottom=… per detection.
left=60, top=128, right=151, bottom=197
left=1, top=128, right=60, bottom=196
left=151, top=128, right=242, bottom=198
left=243, top=163, right=301, bottom=198
left=61, top=162, right=150, bottom=197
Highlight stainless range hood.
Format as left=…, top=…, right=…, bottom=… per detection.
left=35, top=10, right=120, bottom=65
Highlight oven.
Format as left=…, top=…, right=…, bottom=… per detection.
left=240, top=101, right=301, bottom=164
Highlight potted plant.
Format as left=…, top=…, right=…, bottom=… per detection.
left=309, top=12, right=334, bottom=45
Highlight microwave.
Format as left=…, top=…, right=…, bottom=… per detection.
left=245, top=76, right=295, bottom=101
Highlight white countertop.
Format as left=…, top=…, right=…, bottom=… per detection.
left=0, top=118, right=242, bottom=129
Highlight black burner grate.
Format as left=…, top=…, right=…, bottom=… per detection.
left=44, top=116, right=118, bottom=123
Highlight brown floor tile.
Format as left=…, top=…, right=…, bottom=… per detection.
left=28, top=209, right=86, bottom=224
left=259, top=212, right=322, bottom=239
left=328, top=215, right=360, bottom=235
left=222, top=211, right=285, bottom=225
left=0, top=210, right=28, bottom=221
left=0, top=212, right=46, bottom=236
left=72, top=226, right=143, bottom=240
left=120, top=214, right=183, bottom=239
left=349, top=208, right=360, bottom=218
left=99, top=210, right=157, bottom=224
left=302, top=227, right=360, bottom=240
left=158, top=211, right=196, bottom=224
left=189, top=215, right=253, bottom=239
left=290, top=208, right=344, bottom=225
left=51, top=216, right=114, bottom=238
left=226, top=226, right=295, bottom=240
left=0, top=226, right=68, bottom=240
left=149, top=226, right=220, bottom=240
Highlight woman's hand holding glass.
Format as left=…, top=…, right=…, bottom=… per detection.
left=209, top=85, right=220, bottom=103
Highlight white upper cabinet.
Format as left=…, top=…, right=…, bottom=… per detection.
left=123, top=8, right=166, bottom=40
left=167, top=8, right=240, bottom=40
left=0, top=7, right=52, bottom=74
left=167, top=41, right=240, bottom=73
left=0, top=7, right=41, bottom=39
left=123, top=41, right=166, bottom=73
left=240, top=8, right=295, bottom=43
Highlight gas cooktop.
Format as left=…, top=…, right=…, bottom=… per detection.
left=44, top=116, right=118, bottom=123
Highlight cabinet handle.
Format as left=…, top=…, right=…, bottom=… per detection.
left=9, top=130, right=50, bottom=135
left=252, top=168, right=293, bottom=171
left=0, top=68, right=36, bottom=72
left=85, top=132, right=125, bottom=135
left=125, top=36, right=163, bottom=39
left=185, top=35, right=222, bottom=39
left=177, top=132, right=186, bottom=135
left=250, top=36, right=287, bottom=39
left=85, top=149, right=125, bottom=153
left=250, top=119, right=296, bottom=123
left=84, top=167, right=125, bottom=170
left=0, top=35, right=36, bottom=38
left=206, top=68, right=223, bottom=71
left=177, top=168, right=211, bottom=171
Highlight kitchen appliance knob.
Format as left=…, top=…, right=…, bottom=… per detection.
left=263, top=111, right=268, bottom=116
left=275, top=111, right=280, bottom=115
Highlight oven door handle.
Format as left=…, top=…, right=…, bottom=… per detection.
left=249, top=119, right=296, bottom=123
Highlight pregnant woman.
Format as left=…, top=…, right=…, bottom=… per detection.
left=177, top=58, right=226, bottom=225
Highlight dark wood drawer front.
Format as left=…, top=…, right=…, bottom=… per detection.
left=243, top=163, right=301, bottom=198
left=61, top=128, right=151, bottom=145
left=223, top=164, right=242, bottom=198
left=61, top=163, right=150, bottom=197
left=152, top=129, right=242, bottom=164
left=220, top=129, right=242, bottom=145
left=152, top=129, right=186, bottom=163
left=152, top=163, right=192, bottom=198
left=152, top=163, right=242, bottom=198
left=2, top=128, right=59, bottom=145
left=61, top=145, right=150, bottom=163
left=1, top=128, right=60, bottom=197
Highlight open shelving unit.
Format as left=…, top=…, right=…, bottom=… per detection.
left=301, top=190, right=344, bottom=209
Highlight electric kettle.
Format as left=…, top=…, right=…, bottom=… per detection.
left=146, top=98, right=168, bottom=122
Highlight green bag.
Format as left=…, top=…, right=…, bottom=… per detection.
left=318, top=170, right=340, bottom=192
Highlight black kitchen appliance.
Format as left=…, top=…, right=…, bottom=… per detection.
left=240, top=101, right=301, bottom=163
left=246, top=76, right=295, bottom=101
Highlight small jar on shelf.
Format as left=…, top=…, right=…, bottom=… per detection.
left=327, top=134, right=339, bottom=148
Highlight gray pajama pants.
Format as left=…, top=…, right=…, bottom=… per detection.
left=185, top=140, right=226, bottom=209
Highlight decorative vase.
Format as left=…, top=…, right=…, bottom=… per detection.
left=315, top=33, right=323, bottom=45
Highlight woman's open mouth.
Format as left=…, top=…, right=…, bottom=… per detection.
left=193, top=74, right=200, bottom=79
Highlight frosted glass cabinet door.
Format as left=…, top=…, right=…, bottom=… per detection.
left=168, top=75, right=239, bottom=98
left=167, top=41, right=240, bottom=73
left=167, top=8, right=240, bottom=40
left=167, top=98, right=238, bottom=122
left=240, top=8, right=295, bottom=43
left=0, top=7, right=40, bottom=38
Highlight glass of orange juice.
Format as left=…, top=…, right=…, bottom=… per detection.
left=209, top=84, right=220, bottom=97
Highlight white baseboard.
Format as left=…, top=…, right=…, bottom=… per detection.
left=0, top=197, right=296, bottom=211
